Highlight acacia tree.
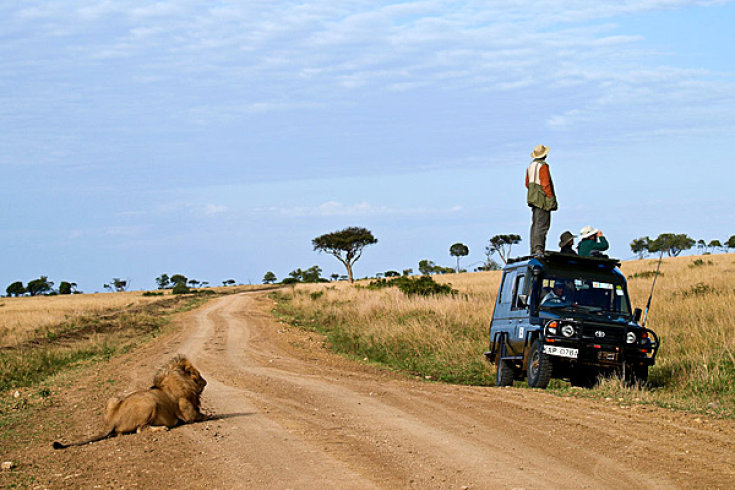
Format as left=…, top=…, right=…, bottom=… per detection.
left=58, top=281, right=78, bottom=295
left=708, top=239, right=722, bottom=254
left=418, top=259, right=436, bottom=275
left=630, top=237, right=651, bottom=260
left=486, top=234, right=521, bottom=264
left=27, top=276, right=53, bottom=296
left=6, top=281, right=25, bottom=297
left=156, top=274, right=171, bottom=289
left=449, top=243, right=469, bottom=273
left=727, top=235, right=735, bottom=251
left=170, top=274, right=187, bottom=287
left=312, top=227, right=377, bottom=283
left=262, top=271, right=277, bottom=284
left=649, top=233, right=695, bottom=257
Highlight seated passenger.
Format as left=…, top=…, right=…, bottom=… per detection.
left=559, top=231, right=577, bottom=254
left=577, top=226, right=609, bottom=257
left=541, top=282, right=568, bottom=304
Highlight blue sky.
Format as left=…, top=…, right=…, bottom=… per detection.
left=2, top=0, right=734, bottom=291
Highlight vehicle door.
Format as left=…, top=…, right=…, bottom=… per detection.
left=506, top=268, right=530, bottom=353
left=490, top=268, right=517, bottom=351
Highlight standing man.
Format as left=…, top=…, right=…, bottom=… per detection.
left=525, top=144, right=558, bottom=255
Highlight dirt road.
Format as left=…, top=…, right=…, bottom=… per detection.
left=24, top=293, right=735, bottom=488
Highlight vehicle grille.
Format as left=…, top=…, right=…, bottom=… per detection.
left=580, top=324, right=624, bottom=344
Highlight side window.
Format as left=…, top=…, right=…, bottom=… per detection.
left=499, top=271, right=515, bottom=304
left=511, top=274, right=526, bottom=310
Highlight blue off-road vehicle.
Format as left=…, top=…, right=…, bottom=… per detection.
left=485, top=252, right=659, bottom=388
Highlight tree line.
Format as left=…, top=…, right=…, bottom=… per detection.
left=6, top=229, right=733, bottom=295
left=266, top=227, right=735, bottom=285
left=630, top=234, right=735, bottom=259
left=4, top=276, right=80, bottom=297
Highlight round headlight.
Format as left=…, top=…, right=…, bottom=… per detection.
left=626, top=332, right=637, bottom=344
left=561, top=325, right=575, bottom=337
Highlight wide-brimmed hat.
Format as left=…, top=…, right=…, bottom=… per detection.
left=559, top=231, right=575, bottom=247
left=579, top=225, right=598, bottom=239
left=530, top=144, right=549, bottom=159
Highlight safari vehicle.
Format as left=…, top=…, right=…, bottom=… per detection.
left=485, top=252, right=659, bottom=388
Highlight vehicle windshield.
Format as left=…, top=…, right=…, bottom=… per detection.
left=538, top=274, right=630, bottom=315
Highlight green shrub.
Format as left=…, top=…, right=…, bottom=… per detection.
left=172, top=283, right=191, bottom=295
left=142, top=291, right=164, bottom=296
left=367, top=276, right=457, bottom=296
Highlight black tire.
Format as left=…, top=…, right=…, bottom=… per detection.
left=527, top=339, right=552, bottom=388
left=570, top=366, right=598, bottom=388
left=625, top=364, right=649, bottom=387
left=496, top=336, right=514, bottom=387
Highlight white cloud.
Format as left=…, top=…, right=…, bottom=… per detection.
left=202, top=203, right=228, bottom=216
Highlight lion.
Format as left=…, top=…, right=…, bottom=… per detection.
left=53, top=355, right=207, bottom=449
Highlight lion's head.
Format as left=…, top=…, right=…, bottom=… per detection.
left=152, top=354, right=207, bottom=403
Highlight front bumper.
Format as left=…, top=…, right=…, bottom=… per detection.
left=542, top=337, right=657, bottom=367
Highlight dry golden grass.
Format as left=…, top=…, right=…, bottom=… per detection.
left=0, top=292, right=165, bottom=347
left=275, top=253, right=735, bottom=414
left=0, top=284, right=277, bottom=349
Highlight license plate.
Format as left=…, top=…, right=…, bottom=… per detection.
left=543, top=345, right=578, bottom=359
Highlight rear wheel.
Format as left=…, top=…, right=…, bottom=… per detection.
left=495, top=336, right=514, bottom=387
left=527, top=339, right=552, bottom=388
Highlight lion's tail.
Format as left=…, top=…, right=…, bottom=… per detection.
left=53, top=396, right=122, bottom=450
left=52, top=428, right=115, bottom=450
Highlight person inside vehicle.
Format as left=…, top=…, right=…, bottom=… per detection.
left=541, top=281, right=568, bottom=305
left=559, top=230, right=576, bottom=254
left=577, top=225, right=609, bottom=257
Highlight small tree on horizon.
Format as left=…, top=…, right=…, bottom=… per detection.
left=263, top=271, right=277, bottom=284
left=104, top=278, right=129, bottom=292
left=58, top=281, right=77, bottom=295
left=418, top=259, right=436, bottom=275
left=630, top=237, right=651, bottom=260
left=726, top=235, right=735, bottom=252
left=6, top=281, right=26, bottom=297
left=486, top=234, right=521, bottom=264
left=649, top=233, right=695, bottom=257
left=156, top=274, right=171, bottom=289
left=449, top=243, right=469, bottom=273
left=708, top=239, right=722, bottom=254
left=312, top=227, right=377, bottom=283
left=27, top=276, right=54, bottom=296
left=170, top=274, right=187, bottom=287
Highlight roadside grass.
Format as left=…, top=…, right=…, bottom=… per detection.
left=272, top=253, right=735, bottom=417
left=0, top=295, right=211, bottom=394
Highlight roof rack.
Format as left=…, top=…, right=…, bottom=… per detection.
left=507, top=251, right=621, bottom=268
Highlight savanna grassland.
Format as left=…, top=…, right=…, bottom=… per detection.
left=273, top=253, right=735, bottom=417
left=0, top=285, right=275, bottom=397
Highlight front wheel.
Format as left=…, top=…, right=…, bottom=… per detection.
left=527, top=339, right=552, bottom=388
left=625, top=364, right=649, bottom=387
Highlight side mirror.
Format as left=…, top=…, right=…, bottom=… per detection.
left=633, top=308, right=642, bottom=323
left=517, top=294, right=528, bottom=307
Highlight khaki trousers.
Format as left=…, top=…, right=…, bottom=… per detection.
left=530, top=207, right=551, bottom=254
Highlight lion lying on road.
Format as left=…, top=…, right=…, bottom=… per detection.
left=53, top=355, right=207, bottom=449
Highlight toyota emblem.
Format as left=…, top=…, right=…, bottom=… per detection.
left=595, top=330, right=606, bottom=338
